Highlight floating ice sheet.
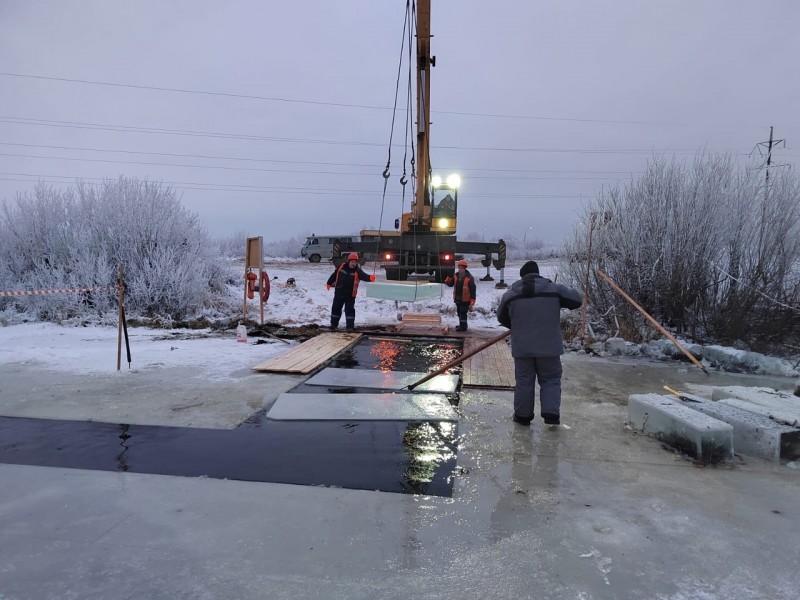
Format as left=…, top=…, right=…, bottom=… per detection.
left=304, top=367, right=459, bottom=393
left=266, top=393, right=458, bottom=421
left=366, top=281, right=443, bottom=302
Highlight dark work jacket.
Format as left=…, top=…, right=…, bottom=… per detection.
left=497, top=273, right=582, bottom=357
left=444, top=270, right=476, bottom=304
left=327, top=263, right=373, bottom=298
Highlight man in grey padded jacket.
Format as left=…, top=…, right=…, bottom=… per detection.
left=497, top=260, right=583, bottom=426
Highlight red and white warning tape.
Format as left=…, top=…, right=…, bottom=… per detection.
left=0, top=285, right=118, bottom=297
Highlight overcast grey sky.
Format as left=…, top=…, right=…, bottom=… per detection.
left=1, top=0, right=798, bottom=245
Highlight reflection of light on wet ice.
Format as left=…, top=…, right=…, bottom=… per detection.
left=370, top=340, right=402, bottom=371
left=416, top=452, right=442, bottom=463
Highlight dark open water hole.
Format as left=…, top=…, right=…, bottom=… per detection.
left=0, top=336, right=463, bottom=496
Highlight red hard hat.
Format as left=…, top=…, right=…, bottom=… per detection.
left=457, top=259, right=468, bottom=267
left=347, top=252, right=359, bottom=261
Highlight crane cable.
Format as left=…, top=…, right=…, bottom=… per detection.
left=373, top=0, right=412, bottom=277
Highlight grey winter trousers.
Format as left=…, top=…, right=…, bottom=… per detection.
left=512, top=356, right=563, bottom=420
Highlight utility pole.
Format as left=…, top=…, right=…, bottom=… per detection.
left=754, top=126, right=786, bottom=201
left=752, top=126, right=786, bottom=253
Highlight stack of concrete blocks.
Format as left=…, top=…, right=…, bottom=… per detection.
left=628, top=386, right=800, bottom=463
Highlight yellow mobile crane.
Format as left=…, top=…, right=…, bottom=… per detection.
left=337, top=0, right=506, bottom=284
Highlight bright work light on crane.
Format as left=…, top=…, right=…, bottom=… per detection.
left=431, top=175, right=443, bottom=188
left=437, top=218, right=450, bottom=229
left=446, top=174, right=461, bottom=188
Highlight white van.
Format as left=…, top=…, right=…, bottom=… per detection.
left=300, top=234, right=356, bottom=263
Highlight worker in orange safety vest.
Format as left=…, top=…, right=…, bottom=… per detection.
left=444, top=259, right=476, bottom=332
left=326, top=252, right=375, bottom=330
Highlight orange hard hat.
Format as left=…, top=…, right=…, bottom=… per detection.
left=347, top=252, right=359, bottom=261
left=457, top=259, right=468, bottom=267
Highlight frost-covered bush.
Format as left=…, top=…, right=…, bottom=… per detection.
left=0, top=178, right=227, bottom=322
left=562, top=155, right=800, bottom=351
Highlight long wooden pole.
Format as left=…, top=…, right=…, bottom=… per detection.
left=596, top=269, right=709, bottom=376
left=581, top=218, right=595, bottom=338
left=116, top=262, right=124, bottom=371
left=407, top=330, right=511, bottom=390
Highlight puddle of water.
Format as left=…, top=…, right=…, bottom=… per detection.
left=333, top=336, right=463, bottom=372
left=0, top=412, right=458, bottom=495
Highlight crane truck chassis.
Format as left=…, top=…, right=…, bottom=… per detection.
left=333, top=233, right=506, bottom=285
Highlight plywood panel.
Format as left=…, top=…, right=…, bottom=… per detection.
left=462, top=337, right=515, bottom=389
left=251, top=332, right=362, bottom=373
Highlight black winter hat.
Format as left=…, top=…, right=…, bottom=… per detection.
left=520, top=261, right=539, bottom=277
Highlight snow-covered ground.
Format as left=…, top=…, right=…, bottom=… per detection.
left=0, top=258, right=798, bottom=379
left=250, top=258, right=546, bottom=330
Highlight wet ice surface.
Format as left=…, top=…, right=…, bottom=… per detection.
left=0, top=335, right=465, bottom=496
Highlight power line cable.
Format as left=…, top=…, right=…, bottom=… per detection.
left=0, top=115, right=745, bottom=155
left=0, top=141, right=647, bottom=174
left=0, top=171, right=583, bottom=198
left=0, top=71, right=679, bottom=126
left=0, top=151, right=631, bottom=180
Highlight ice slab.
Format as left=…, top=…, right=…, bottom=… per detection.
left=366, top=281, right=443, bottom=302
left=266, top=393, right=458, bottom=421
left=305, top=367, right=459, bottom=393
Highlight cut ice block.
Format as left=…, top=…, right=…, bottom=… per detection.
left=266, top=392, right=458, bottom=421
left=305, top=367, right=459, bottom=393
left=366, top=281, right=443, bottom=302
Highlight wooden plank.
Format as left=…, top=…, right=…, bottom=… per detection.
left=251, top=332, right=362, bottom=373
left=462, top=336, right=515, bottom=389
left=401, top=313, right=442, bottom=323
left=397, top=312, right=447, bottom=333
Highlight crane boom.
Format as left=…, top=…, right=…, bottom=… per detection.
left=332, top=0, right=507, bottom=286
left=413, top=0, right=432, bottom=225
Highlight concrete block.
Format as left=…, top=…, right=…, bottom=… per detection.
left=710, top=386, right=800, bottom=427
left=628, top=393, right=734, bottom=462
left=677, top=393, right=800, bottom=462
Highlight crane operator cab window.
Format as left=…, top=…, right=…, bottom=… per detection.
left=430, top=174, right=460, bottom=233
left=432, top=189, right=457, bottom=232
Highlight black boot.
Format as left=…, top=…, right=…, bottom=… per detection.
left=512, top=414, right=532, bottom=426
left=542, top=412, right=560, bottom=425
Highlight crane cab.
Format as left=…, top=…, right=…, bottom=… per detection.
left=398, top=173, right=460, bottom=235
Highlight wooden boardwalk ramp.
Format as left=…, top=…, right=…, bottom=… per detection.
left=251, top=332, right=362, bottom=374
left=461, top=336, right=515, bottom=389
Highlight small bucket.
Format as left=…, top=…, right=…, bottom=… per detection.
left=236, top=324, right=248, bottom=343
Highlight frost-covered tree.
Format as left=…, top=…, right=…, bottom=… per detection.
left=562, top=155, right=800, bottom=351
left=0, top=177, right=227, bottom=322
